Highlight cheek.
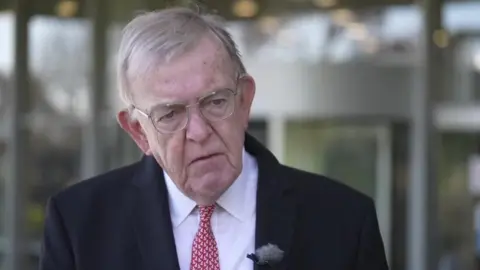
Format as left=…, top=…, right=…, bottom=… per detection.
left=214, top=116, right=245, bottom=157
left=152, top=133, right=185, bottom=174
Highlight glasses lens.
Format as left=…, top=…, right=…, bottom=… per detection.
left=199, top=89, right=235, bottom=121
left=150, top=104, right=188, bottom=133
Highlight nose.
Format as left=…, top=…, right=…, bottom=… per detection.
left=185, top=107, right=212, bottom=142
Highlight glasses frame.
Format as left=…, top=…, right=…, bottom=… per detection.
left=131, top=83, right=241, bottom=134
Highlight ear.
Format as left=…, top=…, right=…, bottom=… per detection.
left=117, top=109, right=153, bottom=155
left=238, top=74, right=256, bottom=129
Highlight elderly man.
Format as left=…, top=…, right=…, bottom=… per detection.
left=39, top=7, right=389, bottom=270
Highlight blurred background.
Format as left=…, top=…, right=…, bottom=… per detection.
left=0, top=0, right=479, bottom=269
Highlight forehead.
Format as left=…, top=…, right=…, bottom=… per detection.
left=133, top=36, right=235, bottom=107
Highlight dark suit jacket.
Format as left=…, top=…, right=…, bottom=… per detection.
left=39, top=133, right=389, bottom=270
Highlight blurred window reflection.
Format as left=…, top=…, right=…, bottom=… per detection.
left=437, top=133, right=479, bottom=270
left=0, top=12, right=12, bottom=265
left=226, top=2, right=480, bottom=66
left=24, top=16, right=91, bottom=260
left=247, top=120, right=267, bottom=146
left=283, top=121, right=379, bottom=198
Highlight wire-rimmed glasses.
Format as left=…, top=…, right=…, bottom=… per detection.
left=132, top=88, right=239, bottom=134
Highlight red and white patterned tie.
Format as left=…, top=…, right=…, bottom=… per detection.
left=190, top=205, right=220, bottom=270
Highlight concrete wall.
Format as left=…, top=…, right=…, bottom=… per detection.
left=246, top=60, right=413, bottom=120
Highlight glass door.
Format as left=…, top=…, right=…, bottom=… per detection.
left=436, top=132, right=480, bottom=270
left=282, top=120, right=398, bottom=265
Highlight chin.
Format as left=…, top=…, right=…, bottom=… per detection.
left=189, top=170, right=235, bottom=202
left=188, top=154, right=228, bottom=178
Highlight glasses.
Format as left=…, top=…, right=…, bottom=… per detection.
left=132, top=88, right=239, bottom=134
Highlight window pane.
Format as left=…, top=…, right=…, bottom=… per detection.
left=27, top=15, right=90, bottom=249
left=106, top=21, right=142, bottom=169
left=248, top=120, right=267, bottom=146
left=0, top=11, right=13, bottom=242
left=284, top=121, right=378, bottom=197
left=437, top=133, right=479, bottom=270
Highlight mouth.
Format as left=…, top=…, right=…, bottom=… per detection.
left=189, top=153, right=222, bottom=165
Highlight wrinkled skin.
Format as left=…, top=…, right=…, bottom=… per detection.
left=117, top=35, right=256, bottom=205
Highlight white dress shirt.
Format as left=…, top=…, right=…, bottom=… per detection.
left=164, top=148, right=258, bottom=270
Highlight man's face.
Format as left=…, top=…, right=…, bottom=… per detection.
left=118, top=36, right=255, bottom=205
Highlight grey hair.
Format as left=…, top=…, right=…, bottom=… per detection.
left=116, top=6, right=246, bottom=107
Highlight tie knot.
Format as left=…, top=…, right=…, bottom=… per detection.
left=199, top=204, right=215, bottom=223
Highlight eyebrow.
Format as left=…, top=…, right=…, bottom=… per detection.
left=148, top=86, right=234, bottom=111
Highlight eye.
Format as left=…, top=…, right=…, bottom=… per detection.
left=210, top=98, right=227, bottom=106
left=158, top=111, right=176, bottom=122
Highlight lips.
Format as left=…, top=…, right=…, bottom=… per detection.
left=189, top=153, right=221, bottom=165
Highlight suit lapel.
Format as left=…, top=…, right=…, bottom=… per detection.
left=130, top=155, right=180, bottom=270
left=245, top=134, right=296, bottom=270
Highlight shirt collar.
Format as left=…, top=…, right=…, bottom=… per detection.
left=164, top=148, right=258, bottom=228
